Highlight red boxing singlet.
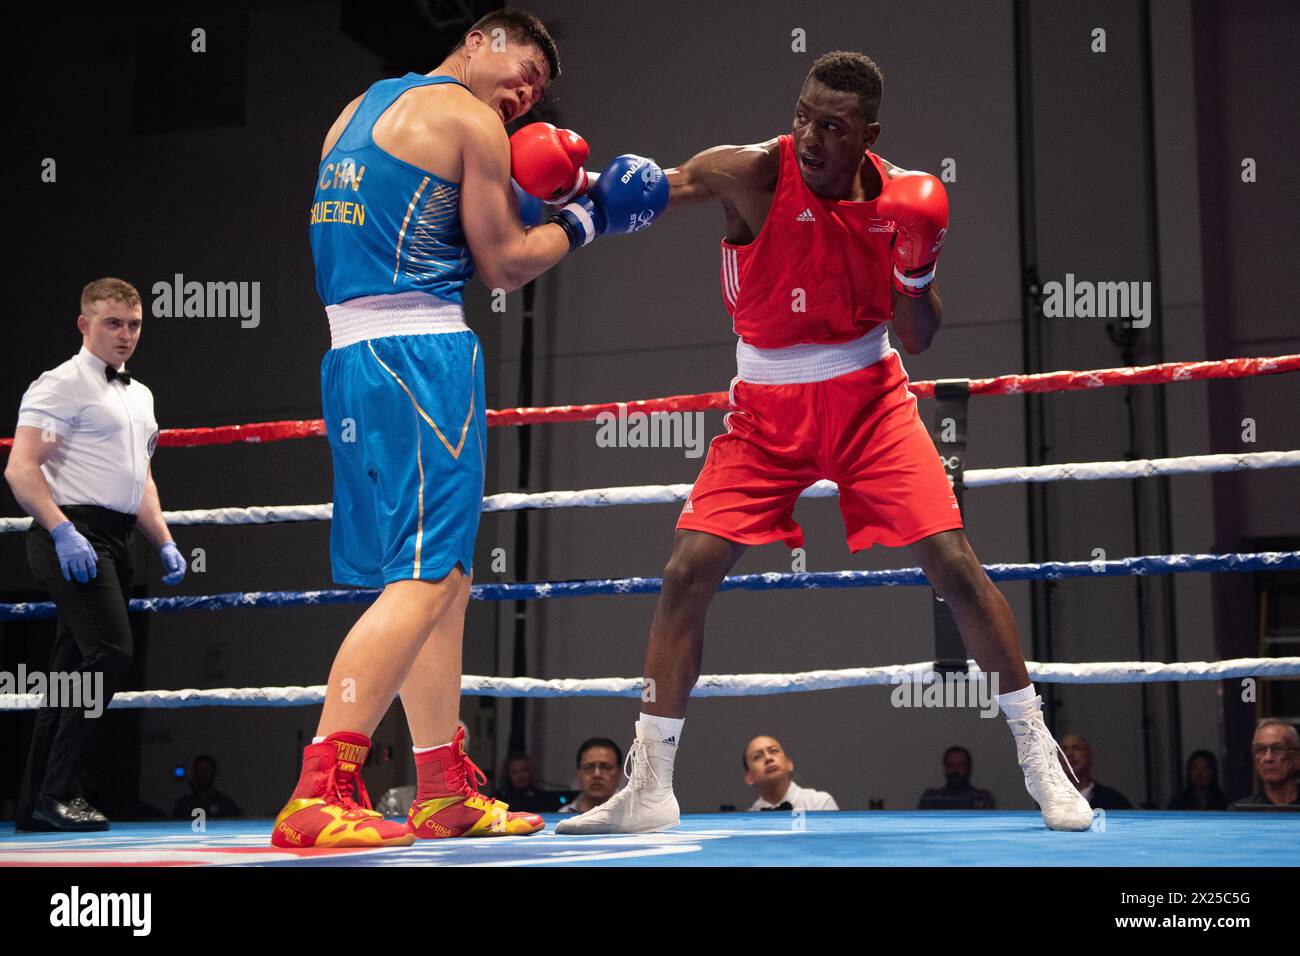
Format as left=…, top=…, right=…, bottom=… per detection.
left=720, top=134, right=895, bottom=349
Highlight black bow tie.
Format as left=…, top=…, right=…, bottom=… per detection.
left=760, top=801, right=794, bottom=811
left=105, top=366, right=132, bottom=386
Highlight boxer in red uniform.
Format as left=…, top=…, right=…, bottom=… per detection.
left=556, top=51, right=1095, bottom=834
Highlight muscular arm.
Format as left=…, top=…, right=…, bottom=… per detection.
left=3, top=427, right=70, bottom=532
left=664, top=141, right=778, bottom=209
left=891, top=286, right=943, bottom=354
left=458, top=109, right=572, bottom=293
left=136, top=465, right=174, bottom=548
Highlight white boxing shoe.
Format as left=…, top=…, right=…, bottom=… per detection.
left=554, top=722, right=680, bottom=835
left=1007, top=704, right=1096, bottom=831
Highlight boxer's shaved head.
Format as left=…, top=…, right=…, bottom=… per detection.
left=804, top=51, right=884, bottom=123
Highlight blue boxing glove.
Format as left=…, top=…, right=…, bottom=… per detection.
left=511, top=178, right=546, bottom=227
left=550, top=154, right=668, bottom=249
left=51, top=520, right=98, bottom=583
left=160, top=541, right=186, bottom=585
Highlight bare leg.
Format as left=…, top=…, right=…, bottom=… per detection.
left=554, top=531, right=747, bottom=833
left=316, top=572, right=467, bottom=739
left=913, top=529, right=1030, bottom=690
left=398, top=571, right=472, bottom=747
left=642, top=530, right=748, bottom=717
left=916, top=530, right=1096, bottom=829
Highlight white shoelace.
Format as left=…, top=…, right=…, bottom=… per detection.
left=625, top=737, right=662, bottom=792
left=1017, top=717, right=1082, bottom=791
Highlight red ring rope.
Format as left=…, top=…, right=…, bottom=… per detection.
left=2, top=354, right=1295, bottom=449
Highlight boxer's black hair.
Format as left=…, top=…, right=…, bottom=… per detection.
left=805, top=51, right=884, bottom=122
left=459, top=8, right=560, bottom=82
left=575, top=737, right=622, bottom=768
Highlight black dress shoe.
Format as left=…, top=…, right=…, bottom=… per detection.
left=68, top=797, right=109, bottom=826
left=32, top=794, right=109, bottom=832
left=14, top=817, right=56, bottom=833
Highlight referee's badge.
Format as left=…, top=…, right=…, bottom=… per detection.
left=147, top=429, right=159, bottom=458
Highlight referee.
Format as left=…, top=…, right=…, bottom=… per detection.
left=4, top=277, right=186, bottom=832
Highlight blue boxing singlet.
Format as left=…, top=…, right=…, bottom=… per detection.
left=310, top=73, right=474, bottom=307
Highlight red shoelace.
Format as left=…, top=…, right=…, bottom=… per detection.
left=331, top=762, right=375, bottom=813
left=452, top=750, right=496, bottom=805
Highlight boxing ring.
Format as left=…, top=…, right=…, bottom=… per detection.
left=2, top=353, right=1299, bottom=867
left=1, top=811, right=1296, bottom=867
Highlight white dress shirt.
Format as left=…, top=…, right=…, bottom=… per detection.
left=17, top=345, right=158, bottom=514
left=749, top=780, right=840, bottom=812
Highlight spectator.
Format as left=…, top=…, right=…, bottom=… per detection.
left=493, top=751, right=537, bottom=798
left=743, top=735, right=839, bottom=811
left=1059, top=735, right=1132, bottom=809
left=491, top=751, right=568, bottom=812
left=557, top=738, right=623, bottom=815
left=171, top=755, right=241, bottom=820
left=1229, top=720, right=1299, bottom=810
left=918, top=746, right=995, bottom=809
left=1168, top=749, right=1228, bottom=811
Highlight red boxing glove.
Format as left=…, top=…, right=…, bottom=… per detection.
left=510, top=122, right=591, bottom=205
left=877, top=172, right=949, bottom=297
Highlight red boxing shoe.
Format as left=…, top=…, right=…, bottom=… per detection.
left=408, top=726, right=544, bottom=838
left=272, top=731, right=415, bottom=848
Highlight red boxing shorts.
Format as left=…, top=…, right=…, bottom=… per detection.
left=677, top=348, right=962, bottom=551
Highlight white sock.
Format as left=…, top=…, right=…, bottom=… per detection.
left=312, top=736, right=325, bottom=745
left=996, top=683, right=1041, bottom=720
left=412, top=740, right=452, bottom=754
left=639, top=713, right=684, bottom=747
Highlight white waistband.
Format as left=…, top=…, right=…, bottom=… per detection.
left=327, top=292, right=468, bottom=349
left=735, top=325, right=892, bottom=384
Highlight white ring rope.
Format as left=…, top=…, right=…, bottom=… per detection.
left=2, top=657, right=1296, bottom=709
left=2, top=449, right=1294, bottom=532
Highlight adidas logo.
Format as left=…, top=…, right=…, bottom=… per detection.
left=663, top=735, right=677, bottom=745
left=795, top=207, right=816, bottom=222
left=682, top=499, right=694, bottom=514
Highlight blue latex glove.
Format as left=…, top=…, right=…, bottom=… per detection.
left=51, top=520, right=98, bottom=583
left=160, top=541, right=186, bottom=585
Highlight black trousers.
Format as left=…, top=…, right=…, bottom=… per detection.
left=16, top=505, right=136, bottom=822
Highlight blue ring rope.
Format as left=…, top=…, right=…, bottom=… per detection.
left=1, top=551, right=1296, bottom=621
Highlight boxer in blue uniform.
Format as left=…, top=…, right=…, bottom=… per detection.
left=272, top=9, right=669, bottom=848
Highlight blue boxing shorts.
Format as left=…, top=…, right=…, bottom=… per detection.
left=320, top=308, right=485, bottom=588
